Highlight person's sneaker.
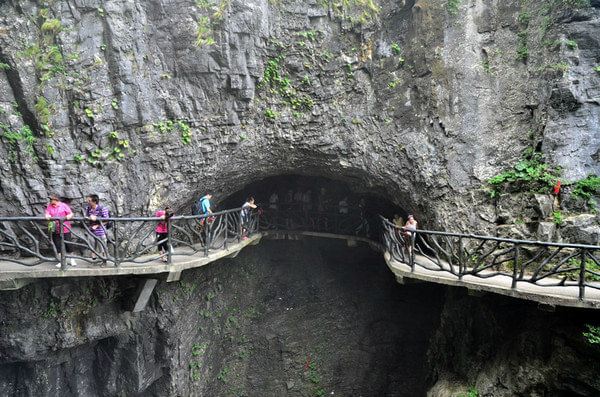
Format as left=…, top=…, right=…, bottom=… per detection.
left=55, top=262, right=61, bottom=268
left=69, top=258, right=77, bottom=267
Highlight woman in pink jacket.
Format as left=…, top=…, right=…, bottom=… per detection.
left=45, top=194, right=77, bottom=268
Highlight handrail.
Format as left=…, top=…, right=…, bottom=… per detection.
left=0, top=207, right=245, bottom=222
left=380, top=217, right=600, bottom=250
left=1, top=207, right=599, bottom=304
left=378, top=215, right=600, bottom=301
left=0, top=206, right=258, bottom=270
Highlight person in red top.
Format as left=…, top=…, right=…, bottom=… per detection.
left=45, top=194, right=77, bottom=268
left=155, top=207, right=173, bottom=263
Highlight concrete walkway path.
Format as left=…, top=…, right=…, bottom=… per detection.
left=385, top=252, right=600, bottom=309
left=0, top=234, right=262, bottom=289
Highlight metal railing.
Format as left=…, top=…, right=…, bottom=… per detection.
left=380, top=216, right=600, bottom=300
left=0, top=208, right=259, bottom=270
left=2, top=205, right=599, bottom=301
left=259, top=208, right=371, bottom=237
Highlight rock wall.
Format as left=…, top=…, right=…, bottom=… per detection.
left=426, top=288, right=600, bottom=397
left=0, top=239, right=445, bottom=396
left=0, top=0, right=598, bottom=235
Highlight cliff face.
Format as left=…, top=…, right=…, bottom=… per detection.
left=0, top=240, right=446, bottom=396
left=0, top=0, right=598, bottom=234
left=427, top=288, right=600, bottom=397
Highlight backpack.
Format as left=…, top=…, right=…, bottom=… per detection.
left=192, top=198, right=202, bottom=215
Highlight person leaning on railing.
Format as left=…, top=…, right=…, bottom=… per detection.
left=155, top=207, right=174, bottom=263
left=84, top=194, right=109, bottom=263
left=402, top=215, right=418, bottom=253
left=45, top=194, right=77, bottom=268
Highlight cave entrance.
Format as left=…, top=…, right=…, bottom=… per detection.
left=219, top=174, right=409, bottom=237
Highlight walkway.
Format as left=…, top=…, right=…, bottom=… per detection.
left=0, top=234, right=262, bottom=290
left=1, top=209, right=599, bottom=309
left=385, top=253, right=600, bottom=309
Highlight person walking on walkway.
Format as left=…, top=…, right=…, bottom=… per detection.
left=403, top=214, right=418, bottom=255
left=155, top=207, right=173, bottom=263
left=241, top=197, right=258, bottom=239
left=45, top=194, right=77, bottom=268
left=84, top=194, right=109, bottom=264
left=200, top=194, right=213, bottom=215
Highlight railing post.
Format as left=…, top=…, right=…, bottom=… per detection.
left=113, top=221, right=120, bottom=267
left=237, top=213, right=242, bottom=243
left=167, top=217, right=173, bottom=265
left=458, top=237, right=464, bottom=279
left=204, top=216, right=211, bottom=257
left=410, top=231, right=416, bottom=272
left=511, top=244, right=519, bottom=289
left=59, top=219, right=66, bottom=270
left=579, top=249, right=586, bottom=301
left=224, top=213, right=229, bottom=249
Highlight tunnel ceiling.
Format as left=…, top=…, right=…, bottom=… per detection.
left=0, top=0, right=598, bottom=236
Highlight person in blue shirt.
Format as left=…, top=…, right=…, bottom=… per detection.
left=200, top=194, right=213, bottom=215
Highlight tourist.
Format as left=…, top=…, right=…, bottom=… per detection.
left=45, top=194, right=77, bottom=268
left=393, top=214, right=404, bottom=228
left=269, top=192, right=279, bottom=210
left=241, top=197, right=258, bottom=239
left=84, top=194, right=110, bottom=264
left=403, top=214, right=418, bottom=253
left=338, top=197, right=349, bottom=214
left=354, top=198, right=370, bottom=237
left=317, top=187, right=328, bottom=212
left=155, top=207, right=173, bottom=263
left=302, top=190, right=312, bottom=212
left=200, top=193, right=213, bottom=215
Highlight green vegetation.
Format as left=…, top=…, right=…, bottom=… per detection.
left=0, top=62, right=10, bottom=71
left=195, top=0, right=230, bottom=47
left=0, top=123, right=36, bottom=158
left=41, top=18, right=62, bottom=34
left=265, top=108, right=277, bottom=121
left=552, top=210, right=563, bottom=226
left=447, top=0, right=461, bottom=16
left=564, top=39, right=578, bottom=49
left=583, top=324, right=600, bottom=344
left=35, top=96, right=53, bottom=137
left=217, top=366, right=229, bottom=383
left=388, top=77, right=401, bottom=89
left=319, top=0, right=381, bottom=26
left=111, top=99, right=119, bottom=110
left=298, top=30, right=318, bottom=41
left=43, top=300, right=60, bottom=319
left=152, top=119, right=193, bottom=144
left=73, top=153, right=85, bottom=163
left=566, top=258, right=600, bottom=282
left=192, top=342, right=208, bottom=356
left=390, top=42, right=401, bottom=55
left=548, top=62, right=569, bottom=73
left=459, top=387, right=479, bottom=397
left=258, top=55, right=315, bottom=114
left=487, top=149, right=561, bottom=197
left=84, top=107, right=95, bottom=120
left=189, top=361, right=201, bottom=381
left=594, top=65, right=600, bottom=74
left=196, top=16, right=216, bottom=47
left=572, top=174, right=600, bottom=205
left=482, top=58, right=491, bottom=74
left=516, top=31, right=529, bottom=62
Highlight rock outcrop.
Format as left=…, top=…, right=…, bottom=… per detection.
left=0, top=0, right=598, bottom=236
